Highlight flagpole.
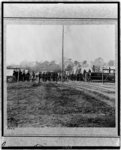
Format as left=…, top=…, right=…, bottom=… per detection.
left=62, top=25, right=64, bottom=82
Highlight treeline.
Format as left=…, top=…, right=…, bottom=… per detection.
left=8, top=57, right=115, bottom=72
left=19, top=60, right=61, bottom=72
left=65, top=57, right=115, bottom=72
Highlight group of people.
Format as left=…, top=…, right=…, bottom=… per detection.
left=64, top=69, right=91, bottom=81
left=12, top=69, right=92, bottom=82
left=13, top=70, right=32, bottom=82
left=38, top=69, right=91, bottom=82
left=12, top=70, right=61, bottom=82
left=38, top=72, right=61, bottom=82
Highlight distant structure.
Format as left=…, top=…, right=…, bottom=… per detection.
left=102, top=66, right=115, bottom=73
left=6, top=66, right=28, bottom=82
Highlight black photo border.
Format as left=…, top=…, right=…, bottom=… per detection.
left=1, top=1, right=120, bottom=148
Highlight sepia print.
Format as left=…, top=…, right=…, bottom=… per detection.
left=2, top=2, right=119, bottom=142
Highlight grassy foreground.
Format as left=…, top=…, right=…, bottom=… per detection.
left=7, top=81, right=115, bottom=128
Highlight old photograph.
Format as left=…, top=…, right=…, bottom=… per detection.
left=6, top=24, right=116, bottom=128
left=2, top=2, right=119, bottom=142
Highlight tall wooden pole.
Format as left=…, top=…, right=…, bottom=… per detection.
left=61, top=25, right=64, bottom=82
left=102, top=67, right=104, bottom=84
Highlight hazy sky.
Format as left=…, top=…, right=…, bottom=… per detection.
left=6, top=24, right=115, bottom=65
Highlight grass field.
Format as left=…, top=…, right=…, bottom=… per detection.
left=7, top=81, right=115, bottom=128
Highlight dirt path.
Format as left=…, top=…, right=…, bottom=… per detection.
left=62, top=81, right=115, bottom=107
left=7, top=81, right=115, bottom=128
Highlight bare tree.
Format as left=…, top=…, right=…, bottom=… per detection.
left=91, top=57, right=105, bottom=72
left=108, top=60, right=115, bottom=67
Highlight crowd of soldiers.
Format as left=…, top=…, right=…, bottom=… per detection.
left=12, top=69, right=92, bottom=82
left=13, top=70, right=31, bottom=82
left=13, top=70, right=62, bottom=82
left=38, top=72, right=61, bottom=82
left=65, top=69, right=91, bottom=81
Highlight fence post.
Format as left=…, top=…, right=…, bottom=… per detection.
left=61, top=25, right=64, bottom=82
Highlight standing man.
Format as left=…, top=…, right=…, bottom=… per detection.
left=32, top=71, right=35, bottom=82
left=39, top=72, right=42, bottom=83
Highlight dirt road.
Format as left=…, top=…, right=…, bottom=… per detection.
left=7, top=81, right=115, bottom=128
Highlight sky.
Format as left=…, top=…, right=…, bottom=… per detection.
left=6, top=24, right=115, bottom=65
